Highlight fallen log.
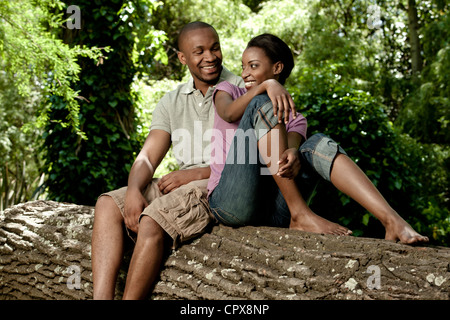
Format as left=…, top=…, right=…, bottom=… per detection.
left=0, top=200, right=448, bottom=300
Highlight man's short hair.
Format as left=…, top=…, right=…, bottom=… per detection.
left=177, top=21, right=218, bottom=52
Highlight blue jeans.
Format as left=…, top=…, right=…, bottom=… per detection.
left=208, top=93, right=346, bottom=228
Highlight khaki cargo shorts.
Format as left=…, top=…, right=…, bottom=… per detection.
left=100, top=178, right=213, bottom=248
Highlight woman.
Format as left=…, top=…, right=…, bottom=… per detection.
left=207, top=34, right=428, bottom=244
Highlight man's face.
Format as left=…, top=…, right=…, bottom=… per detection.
left=177, top=27, right=223, bottom=86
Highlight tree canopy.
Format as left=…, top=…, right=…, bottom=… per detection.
left=1, top=0, right=448, bottom=245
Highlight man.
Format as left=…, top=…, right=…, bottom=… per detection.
left=91, top=21, right=244, bottom=299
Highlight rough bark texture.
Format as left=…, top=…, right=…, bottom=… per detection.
left=0, top=200, right=449, bottom=300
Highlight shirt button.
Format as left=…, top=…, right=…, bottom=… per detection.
left=198, top=103, right=202, bottom=107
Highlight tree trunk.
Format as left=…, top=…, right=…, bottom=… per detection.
left=1, top=200, right=449, bottom=300
left=407, top=0, right=423, bottom=75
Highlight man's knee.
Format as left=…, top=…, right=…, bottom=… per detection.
left=94, top=195, right=123, bottom=222
left=138, top=216, right=165, bottom=244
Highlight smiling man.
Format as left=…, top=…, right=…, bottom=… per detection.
left=91, top=21, right=244, bottom=300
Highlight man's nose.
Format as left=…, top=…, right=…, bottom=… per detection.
left=204, top=50, right=216, bottom=61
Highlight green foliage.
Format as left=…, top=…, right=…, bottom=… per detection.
left=41, top=0, right=167, bottom=205
left=0, top=0, right=108, bottom=138
left=0, top=69, right=44, bottom=210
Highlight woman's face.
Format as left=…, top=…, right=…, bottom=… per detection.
left=241, top=46, right=280, bottom=90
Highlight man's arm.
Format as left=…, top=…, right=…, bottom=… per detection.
left=124, top=129, right=171, bottom=233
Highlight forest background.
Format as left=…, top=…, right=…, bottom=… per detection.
left=0, top=0, right=448, bottom=246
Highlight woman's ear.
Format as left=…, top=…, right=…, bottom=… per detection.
left=273, top=61, right=284, bottom=76
left=177, top=50, right=187, bottom=65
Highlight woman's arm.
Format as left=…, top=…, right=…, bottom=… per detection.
left=215, top=79, right=296, bottom=123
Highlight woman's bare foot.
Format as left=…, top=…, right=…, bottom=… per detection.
left=384, top=213, right=429, bottom=244
left=290, top=209, right=352, bottom=236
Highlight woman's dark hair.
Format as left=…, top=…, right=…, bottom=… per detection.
left=247, top=33, right=294, bottom=85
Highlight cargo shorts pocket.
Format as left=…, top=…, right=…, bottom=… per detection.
left=142, top=185, right=212, bottom=248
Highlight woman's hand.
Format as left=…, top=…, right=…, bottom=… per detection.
left=264, top=79, right=297, bottom=124
left=277, top=148, right=301, bottom=179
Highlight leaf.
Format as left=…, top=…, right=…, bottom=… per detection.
left=108, top=100, right=118, bottom=108
left=362, top=213, right=371, bottom=226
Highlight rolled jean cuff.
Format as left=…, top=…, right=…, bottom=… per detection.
left=252, top=98, right=279, bottom=140
left=300, top=133, right=347, bottom=182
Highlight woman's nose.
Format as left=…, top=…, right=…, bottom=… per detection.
left=241, top=66, right=248, bottom=78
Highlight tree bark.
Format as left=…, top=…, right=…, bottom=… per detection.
left=1, top=200, right=449, bottom=300
left=407, top=0, right=423, bottom=75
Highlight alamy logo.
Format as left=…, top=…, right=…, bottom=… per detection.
left=366, top=265, right=381, bottom=289
left=66, top=265, right=81, bottom=290
left=67, top=5, right=81, bottom=30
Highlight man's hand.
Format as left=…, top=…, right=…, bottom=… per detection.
left=157, top=167, right=210, bottom=194
left=123, top=187, right=149, bottom=233
left=157, top=171, right=188, bottom=194
left=277, top=148, right=301, bottom=179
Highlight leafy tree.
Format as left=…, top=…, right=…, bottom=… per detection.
left=0, top=68, right=43, bottom=210
left=41, top=0, right=168, bottom=205
left=396, top=2, right=449, bottom=144
left=0, top=0, right=106, bottom=137
left=0, top=0, right=106, bottom=208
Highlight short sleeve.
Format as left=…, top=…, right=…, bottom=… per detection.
left=286, top=112, right=308, bottom=141
left=149, top=95, right=171, bottom=134
left=213, top=81, right=247, bottom=103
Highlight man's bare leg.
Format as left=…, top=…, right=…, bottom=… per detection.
left=258, top=125, right=350, bottom=235
left=92, top=196, right=125, bottom=299
left=122, top=216, right=165, bottom=300
left=330, top=153, right=429, bottom=244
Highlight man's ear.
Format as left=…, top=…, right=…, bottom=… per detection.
left=177, top=51, right=187, bottom=65
left=273, top=61, right=284, bottom=76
